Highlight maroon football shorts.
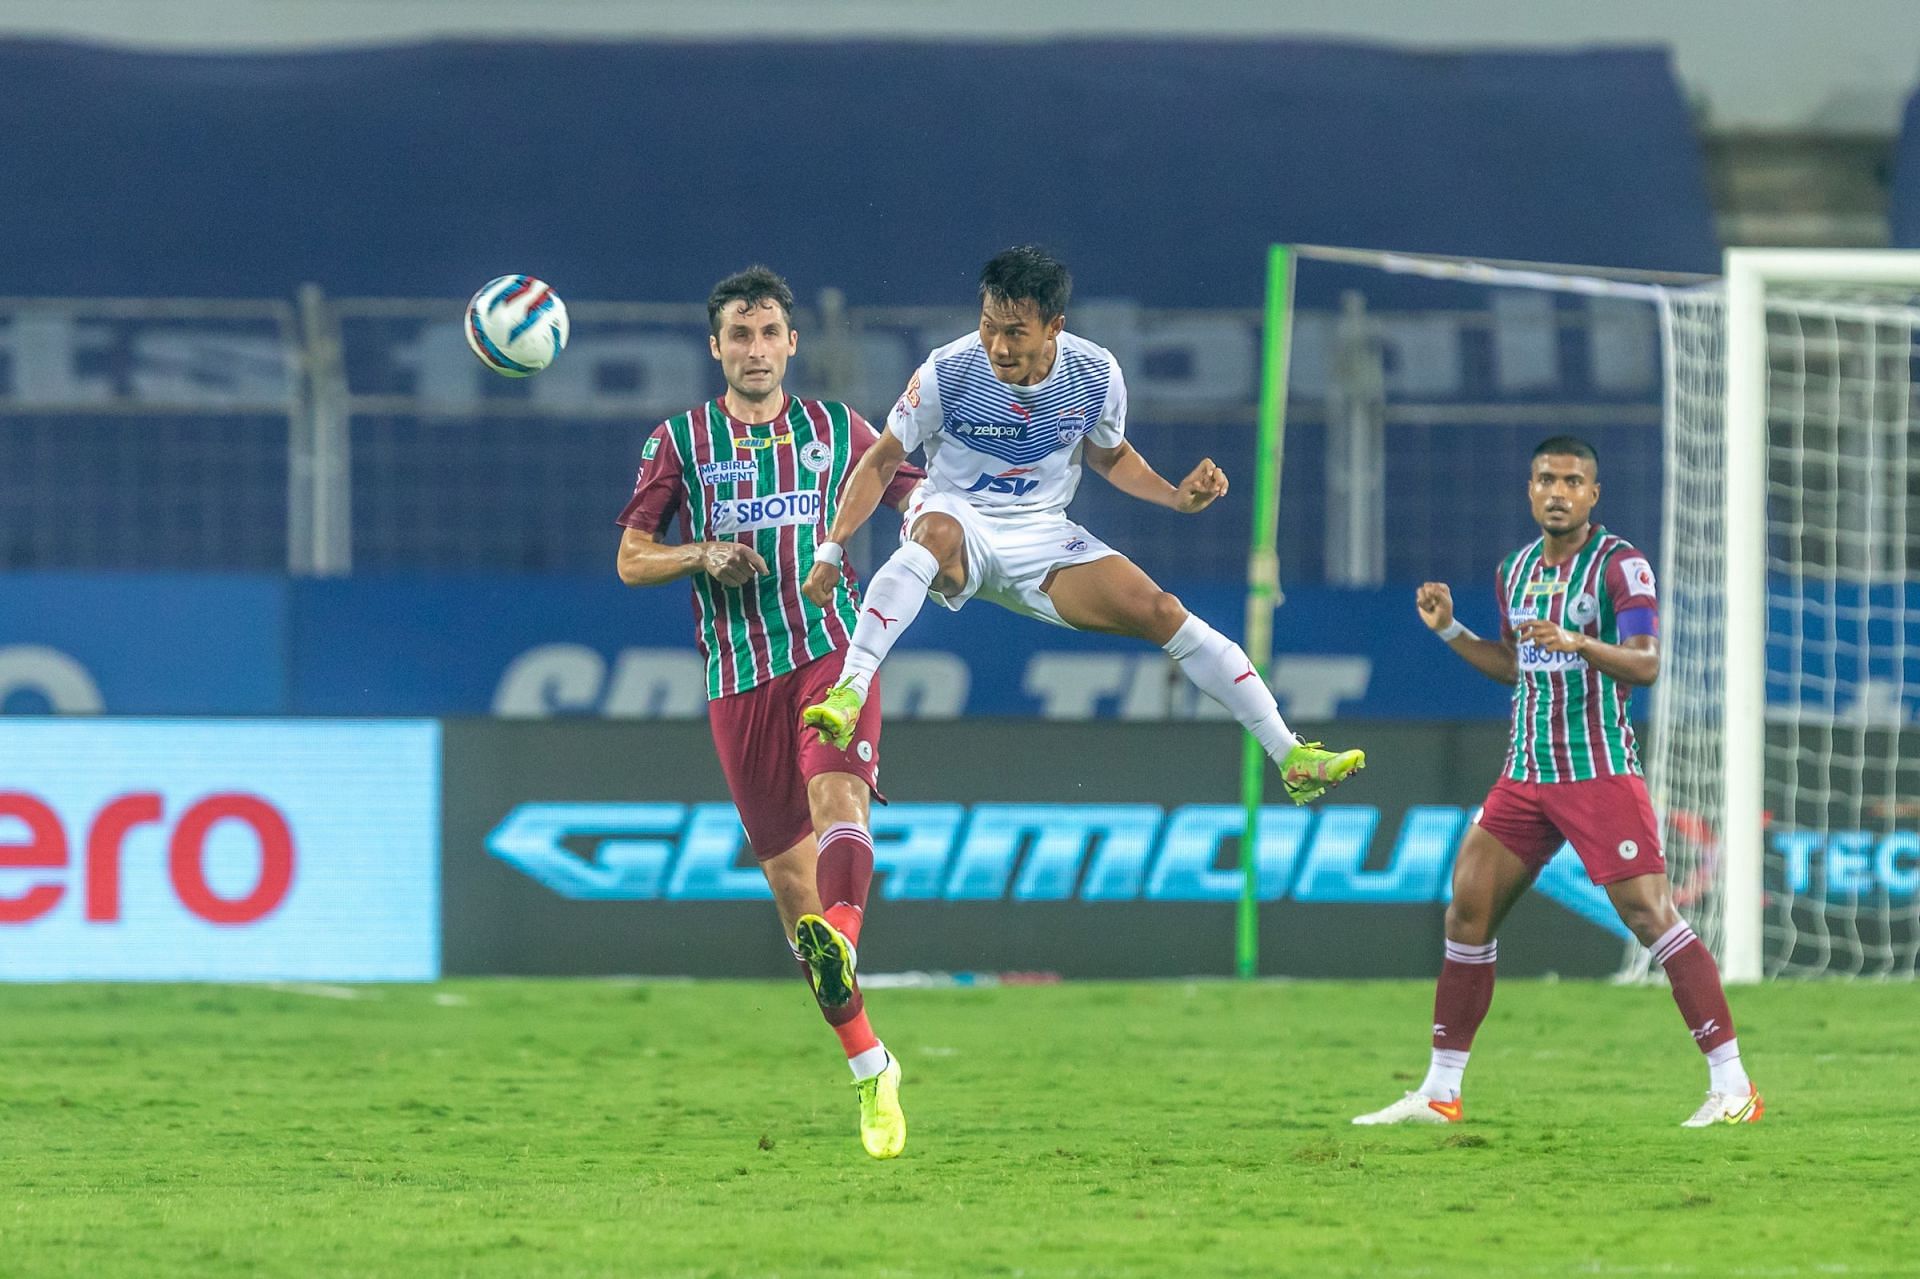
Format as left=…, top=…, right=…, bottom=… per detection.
left=705, top=649, right=884, bottom=861
left=1473, top=773, right=1666, bottom=886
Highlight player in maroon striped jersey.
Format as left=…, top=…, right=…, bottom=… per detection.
left=615, top=267, right=923, bottom=1158
left=1354, top=437, right=1761, bottom=1129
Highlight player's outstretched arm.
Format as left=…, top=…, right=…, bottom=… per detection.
left=1085, top=442, right=1228, bottom=513
left=802, top=430, right=909, bottom=606
left=617, top=527, right=767, bottom=588
left=1416, top=582, right=1518, bottom=685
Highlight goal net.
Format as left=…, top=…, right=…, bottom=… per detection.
left=1271, top=246, right=1920, bottom=980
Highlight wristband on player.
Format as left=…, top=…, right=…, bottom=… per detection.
left=1436, top=619, right=1472, bottom=642
left=813, top=540, right=845, bottom=571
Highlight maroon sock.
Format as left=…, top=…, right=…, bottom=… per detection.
left=815, top=821, right=875, bottom=945
left=1433, top=939, right=1498, bottom=1051
left=1652, top=921, right=1737, bottom=1054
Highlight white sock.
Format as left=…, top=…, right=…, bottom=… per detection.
left=848, top=1043, right=891, bottom=1081
left=1161, top=615, right=1299, bottom=759
left=1706, top=1039, right=1750, bottom=1096
left=840, top=542, right=939, bottom=697
left=1420, top=1048, right=1471, bottom=1102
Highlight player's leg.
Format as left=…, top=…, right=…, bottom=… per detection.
left=1606, top=872, right=1760, bottom=1125
left=1558, top=775, right=1760, bottom=1126
left=837, top=507, right=967, bottom=698
left=805, top=497, right=970, bottom=749
left=1422, top=826, right=1537, bottom=1098
left=1355, top=783, right=1552, bottom=1125
left=792, top=771, right=873, bottom=1009
left=759, top=834, right=825, bottom=936
left=794, top=770, right=903, bottom=1158
left=711, top=674, right=902, bottom=1157
left=808, top=771, right=875, bottom=947
left=750, top=831, right=860, bottom=1059
left=795, top=661, right=887, bottom=1002
left=1042, top=551, right=1362, bottom=803
left=790, top=659, right=903, bottom=1158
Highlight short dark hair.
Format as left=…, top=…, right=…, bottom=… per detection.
left=707, top=266, right=794, bottom=336
left=1531, top=435, right=1598, bottom=468
left=979, top=245, right=1072, bottom=322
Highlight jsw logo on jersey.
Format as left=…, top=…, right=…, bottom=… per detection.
left=965, top=468, right=1041, bottom=497
left=709, top=490, right=821, bottom=534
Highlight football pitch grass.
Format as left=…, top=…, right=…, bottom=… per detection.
left=3, top=979, right=1914, bottom=1278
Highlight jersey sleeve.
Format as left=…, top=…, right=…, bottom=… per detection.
left=1089, top=356, right=1128, bottom=448
left=1604, top=547, right=1660, bottom=637
left=848, top=409, right=926, bottom=507
left=1495, top=556, right=1518, bottom=645
left=885, top=358, right=942, bottom=453
left=615, top=424, right=685, bottom=535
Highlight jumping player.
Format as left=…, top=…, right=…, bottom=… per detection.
left=798, top=246, right=1363, bottom=803
left=1352, top=436, right=1762, bottom=1128
left=615, top=266, right=922, bottom=1158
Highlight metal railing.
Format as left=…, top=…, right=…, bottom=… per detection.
left=0, top=289, right=1669, bottom=582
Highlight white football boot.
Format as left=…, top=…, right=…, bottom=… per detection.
left=1352, top=1091, right=1464, bottom=1125
left=1680, top=1084, right=1764, bottom=1127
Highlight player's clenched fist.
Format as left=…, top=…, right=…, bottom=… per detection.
left=701, top=541, right=769, bottom=588
left=1175, top=458, right=1229, bottom=513
left=802, top=560, right=839, bottom=607
left=1416, top=582, right=1455, bottom=632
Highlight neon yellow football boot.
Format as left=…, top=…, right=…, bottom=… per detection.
left=801, top=680, right=864, bottom=751
left=854, top=1053, right=906, bottom=1160
left=795, top=913, right=857, bottom=1008
left=1280, top=741, right=1366, bottom=805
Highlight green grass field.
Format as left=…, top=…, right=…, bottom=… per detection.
left=2, top=979, right=1914, bottom=1278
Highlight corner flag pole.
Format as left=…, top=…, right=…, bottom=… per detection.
left=1237, top=244, right=1295, bottom=979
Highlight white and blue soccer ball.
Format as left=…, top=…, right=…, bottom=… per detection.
left=465, top=274, right=570, bottom=377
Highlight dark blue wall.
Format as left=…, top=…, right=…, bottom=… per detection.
left=1892, top=83, right=1920, bottom=248
left=5, top=39, right=1717, bottom=303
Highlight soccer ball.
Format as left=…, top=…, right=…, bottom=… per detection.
left=465, top=275, right=570, bottom=377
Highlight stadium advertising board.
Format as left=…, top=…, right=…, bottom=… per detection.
left=441, top=721, right=1629, bottom=979
left=0, top=720, right=439, bottom=980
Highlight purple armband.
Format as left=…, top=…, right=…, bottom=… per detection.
left=1615, top=606, right=1657, bottom=640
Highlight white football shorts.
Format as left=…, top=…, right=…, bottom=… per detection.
left=901, top=487, right=1118, bottom=629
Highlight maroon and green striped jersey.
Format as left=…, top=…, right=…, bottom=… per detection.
left=618, top=396, right=922, bottom=700
left=1497, top=526, right=1660, bottom=783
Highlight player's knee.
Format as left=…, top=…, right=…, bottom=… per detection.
left=908, top=514, right=967, bottom=592
left=910, top=512, right=963, bottom=561
left=1617, top=900, right=1679, bottom=947
left=1145, top=591, right=1188, bottom=639
left=806, top=772, right=869, bottom=830
left=1444, top=899, right=1493, bottom=945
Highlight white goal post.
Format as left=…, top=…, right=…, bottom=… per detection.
left=1722, top=249, right=1920, bottom=981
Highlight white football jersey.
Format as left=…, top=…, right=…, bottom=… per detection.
left=886, top=330, right=1127, bottom=518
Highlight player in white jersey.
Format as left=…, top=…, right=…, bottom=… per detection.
left=800, top=246, right=1363, bottom=804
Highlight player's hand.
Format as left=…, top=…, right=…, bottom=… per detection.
left=802, top=560, right=840, bottom=607
left=1415, top=582, right=1455, bottom=632
left=1517, top=619, right=1588, bottom=654
left=1174, top=458, right=1229, bottom=513
left=699, top=541, right=768, bottom=588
